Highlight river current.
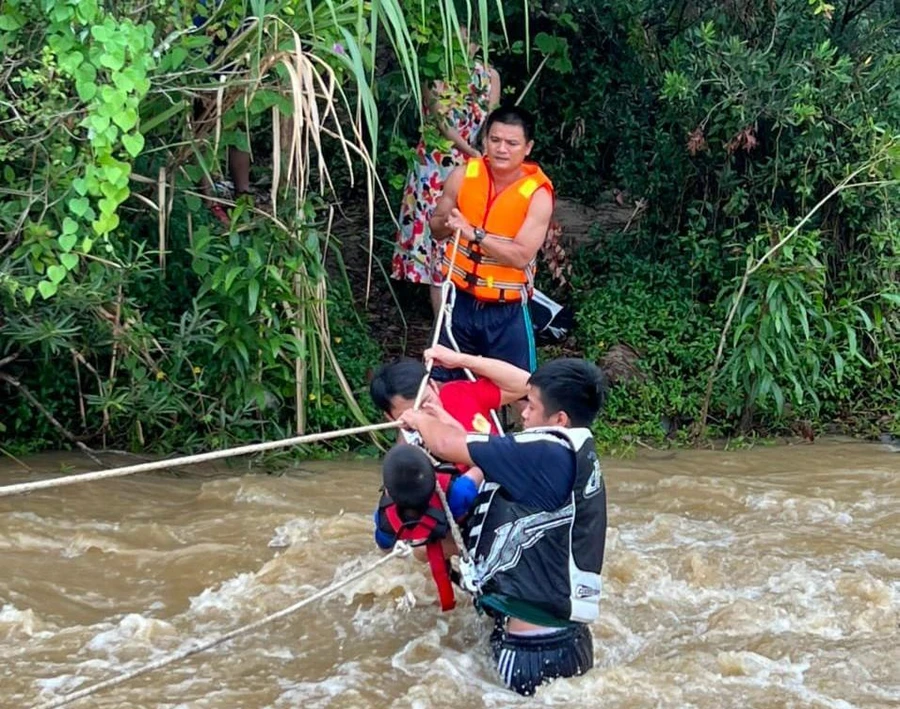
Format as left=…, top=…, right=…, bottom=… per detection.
left=1, top=441, right=897, bottom=708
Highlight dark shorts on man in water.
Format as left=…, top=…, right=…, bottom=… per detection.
left=432, top=289, right=536, bottom=382
left=489, top=619, right=594, bottom=696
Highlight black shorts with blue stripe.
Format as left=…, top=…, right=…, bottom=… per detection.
left=433, top=289, right=536, bottom=382
left=489, top=617, right=594, bottom=696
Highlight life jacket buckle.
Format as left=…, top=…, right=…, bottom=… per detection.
left=458, top=557, right=479, bottom=595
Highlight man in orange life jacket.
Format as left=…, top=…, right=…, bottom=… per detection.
left=429, top=105, right=553, bottom=381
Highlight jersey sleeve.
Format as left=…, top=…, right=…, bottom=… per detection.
left=373, top=508, right=396, bottom=550
left=466, top=433, right=575, bottom=509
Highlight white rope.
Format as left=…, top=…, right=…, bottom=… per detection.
left=432, top=482, right=472, bottom=563
left=413, top=229, right=463, bottom=410
left=412, top=228, right=504, bottom=435
left=0, top=421, right=403, bottom=498
left=31, top=542, right=412, bottom=709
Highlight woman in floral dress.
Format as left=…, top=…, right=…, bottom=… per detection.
left=391, top=40, right=501, bottom=315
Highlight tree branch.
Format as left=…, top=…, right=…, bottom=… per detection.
left=0, top=372, right=103, bottom=466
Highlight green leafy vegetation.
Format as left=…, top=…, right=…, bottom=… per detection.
left=0, top=0, right=499, bottom=455
left=507, top=0, right=900, bottom=442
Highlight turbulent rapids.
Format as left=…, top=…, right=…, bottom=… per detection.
left=2, top=442, right=897, bottom=708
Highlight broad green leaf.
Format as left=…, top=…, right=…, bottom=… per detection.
left=90, top=24, right=113, bottom=43
left=47, top=264, right=67, bottom=284
left=58, top=233, right=78, bottom=252
left=76, top=0, right=98, bottom=24
left=224, top=266, right=243, bottom=292
left=72, top=178, right=88, bottom=196
left=0, top=13, right=25, bottom=31
left=89, top=114, right=111, bottom=133
left=247, top=279, right=260, bottom=316
left=112, top=71, right=136, bottom=93
left=92, top=212, right=120, bottom=235
left=99, top=50, right=125, bottom=71
left=113, top=108, right=138, bottom=132
left=845, top=324, right=858, bottom=356
left=121, top=132, right=144, bottom=157
left=833, top=351, right=845, bottom=381
left=798, top=306, right=811, bottom=339
left=98, top=197, right=118, bottom=215
left=37, top=280, right=58, bottom=299
left=60, top=253, right=79, bottom=270
left=772, top=381, right=785, bottom=413
left=76, top=80, right=97, bottom=102
left=68, top=197, right=90, bottom=217
left=59, top=51, right=85, bottom=75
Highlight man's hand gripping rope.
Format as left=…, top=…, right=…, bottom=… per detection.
left=407, top=230, right=481, bottom=596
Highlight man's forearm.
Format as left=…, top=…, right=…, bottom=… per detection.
left=478, top=233, right=534, bottom=269
left=455, top=352, right=529, bottom=403
left=417, top=417, right=472, bottom=466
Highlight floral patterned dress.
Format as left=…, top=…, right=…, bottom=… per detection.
left=391, top=62, right=493, bottom=285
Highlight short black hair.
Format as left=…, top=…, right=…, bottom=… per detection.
left=484, top=104, right=536, bottom=143
left=382, top=445, right=436, bottom=510
left=369, top=358, right=426, bottom=414
left=528, top=358, right=608, bottom=428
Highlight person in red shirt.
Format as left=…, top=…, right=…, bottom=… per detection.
left=369, top=345, right=529, bottom=435
left=368, top=346, right=528, bottom=590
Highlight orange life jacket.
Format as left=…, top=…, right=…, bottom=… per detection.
left=442, top=157, right=554, bottom=303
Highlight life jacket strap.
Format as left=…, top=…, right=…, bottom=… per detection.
left=425, top=541, right=456, bottom=611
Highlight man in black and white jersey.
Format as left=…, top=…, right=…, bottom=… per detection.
left=400, top=358, right=609, bottom=695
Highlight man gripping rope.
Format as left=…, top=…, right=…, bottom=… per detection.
left=399, top=359, right=609, bottom=695
left=428, top=106, right=554, bottom=380
left=369, top=346, right=529, bottom=610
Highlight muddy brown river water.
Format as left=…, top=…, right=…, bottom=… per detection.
left=1, top=441, right=898, bottom=708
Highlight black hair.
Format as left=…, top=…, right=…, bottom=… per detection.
left=382, top=445, right=436, bottom=510
left=484, top=104, right=536, bottom=143
left=527, top=358, right=608, bottom=428
left=369, top=358, right=427, bottom=414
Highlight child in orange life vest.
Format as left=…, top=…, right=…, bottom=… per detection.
left=374, top=444, right=483, bottom=610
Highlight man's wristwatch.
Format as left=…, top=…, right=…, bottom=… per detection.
left=472, top=227, right=486, bottom=244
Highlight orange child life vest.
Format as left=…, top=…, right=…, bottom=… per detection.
left=442, top=157, right=554, bottom=303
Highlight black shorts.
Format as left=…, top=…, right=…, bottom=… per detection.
left=432, top=289, right=536, bottom=383
left=489, top=618, right=594, bottom=696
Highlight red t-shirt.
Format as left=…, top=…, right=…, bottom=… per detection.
left=438, top=378, right=502, bottom=435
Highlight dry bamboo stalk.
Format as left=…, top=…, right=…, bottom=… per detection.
left=158, top=166, right=167, bottom=272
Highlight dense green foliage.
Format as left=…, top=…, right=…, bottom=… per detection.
left=491, top=0, right=899, bottom=441
left=1, top=0, right=898, bottom=456
left=0, top=0, right=486, bottom=454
